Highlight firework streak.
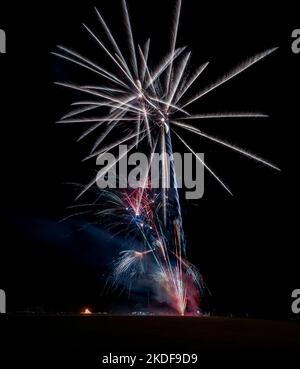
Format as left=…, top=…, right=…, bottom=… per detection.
left=55, top=0, right=279, bottom=315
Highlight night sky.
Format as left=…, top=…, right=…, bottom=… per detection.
left=0, top=0, right=298, bottom=319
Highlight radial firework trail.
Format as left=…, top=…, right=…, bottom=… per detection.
left=55, top=0, right=279, bottom=315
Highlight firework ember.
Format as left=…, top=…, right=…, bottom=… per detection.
left=55, top=0, right=279, bottom=315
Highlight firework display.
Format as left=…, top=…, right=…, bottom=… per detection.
left=54, top=0, right=279, bottom=315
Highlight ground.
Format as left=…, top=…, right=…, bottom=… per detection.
left=1, top=315, right=300, bottom=368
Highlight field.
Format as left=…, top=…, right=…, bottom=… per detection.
left=1, top=315, right=300, bottom=367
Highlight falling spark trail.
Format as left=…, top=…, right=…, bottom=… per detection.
left=167, top=51, right=191, bottom=108
left=182, top=113, right=269, bottom=120
left=76, top=137, right=146, bottom=200
left=172, top=120, right=280, bottom=171
left=94, top=7, right=132, bottom=76
left=166, top=0, right=182, bottom=95
left=175, top=62, right=209, bottom=104
left=55, top=82, right=144, bottom=114
left=172, top=129, right=233, bottom=195
left=77, top=120, right=113, bottom=142
left=61, top=105, right=103, bottom=120
left=53, top=47, right=128, bottom=88
left=122, top=0, right=139, bottom=78
left=57, top=117, right=138, bottom=124
left=140, top=39, right=151, bottom=84
left=182, top=47, right=278, bottom=108
left=148, top=96, right=190, bottom=116
left=91, top=122, right=119, bottom=154
left=146, top=47, right=187, bottom=89
left=137, top=44, right=157, bottom=96
left=83, top=24, right=136, bottom=87
left=82, top=86, right=126, bottom=93
left=83, top=129, right=148, bottom=162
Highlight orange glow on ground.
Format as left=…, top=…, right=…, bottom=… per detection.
left=81, top=308, right=92, bottom=315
